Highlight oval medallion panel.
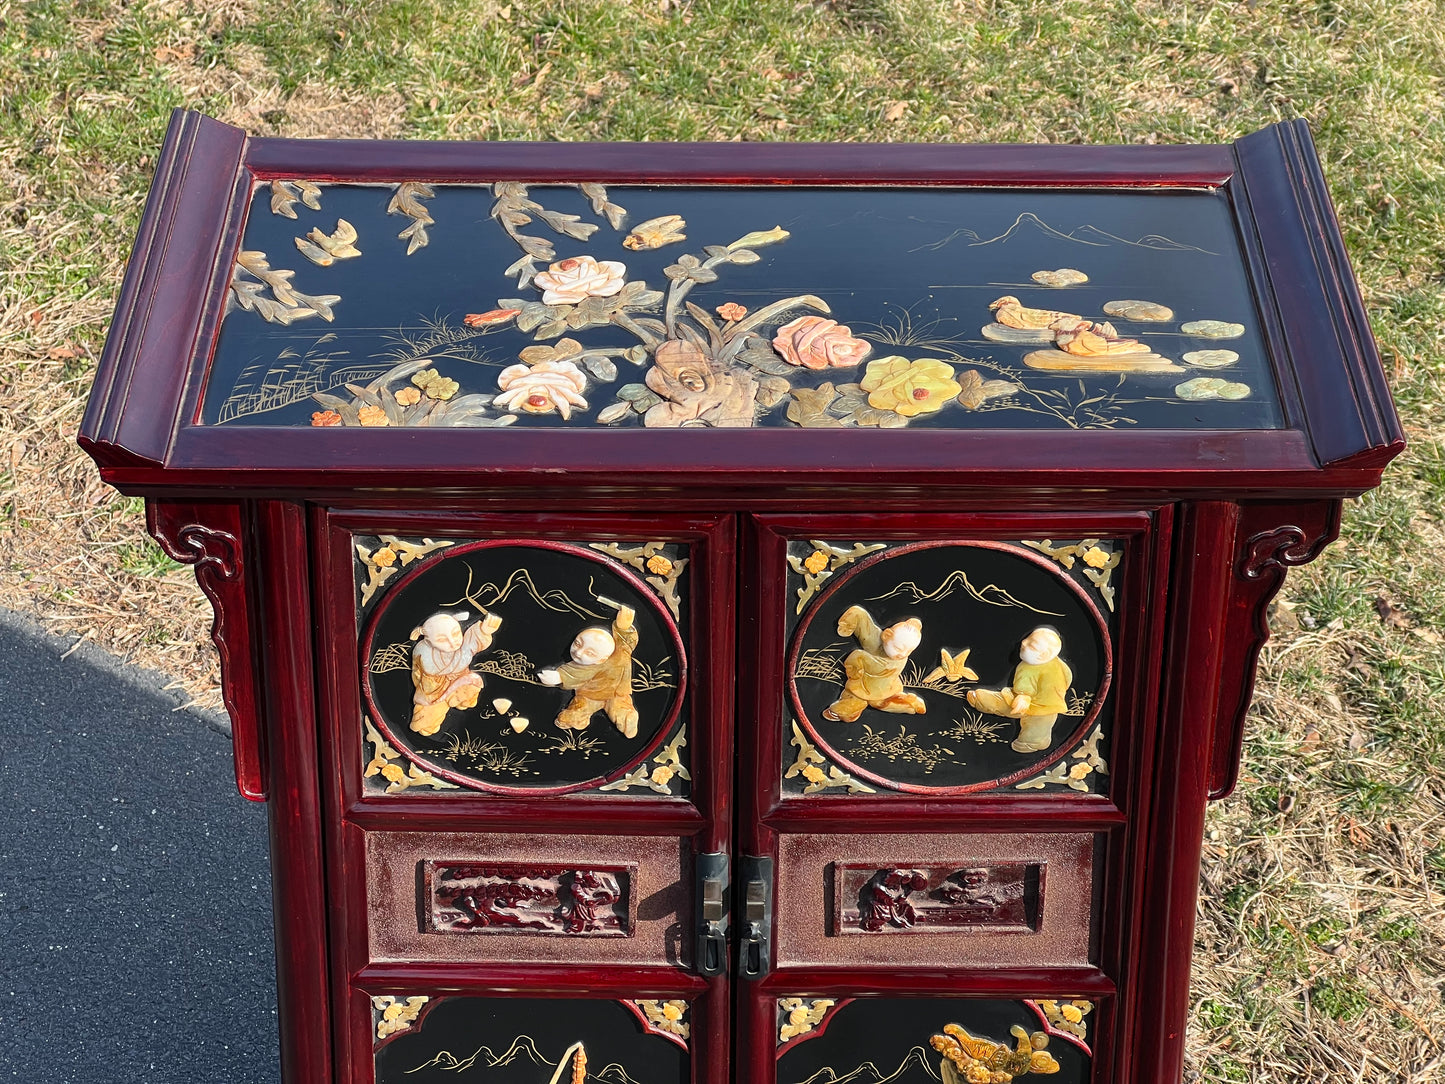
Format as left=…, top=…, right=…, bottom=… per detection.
left=363, top=541, right=686, bottom=795
left=788, top=542, right=1111, bottom=794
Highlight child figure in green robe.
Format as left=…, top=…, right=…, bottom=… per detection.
left=821, top=605, right=926, bottom=723
left=967, top=626, right=1071, bottom=753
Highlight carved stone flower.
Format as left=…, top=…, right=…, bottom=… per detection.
left=381, top=762, right=405, bottom=783
left=533, top=255, right=627, bottom=305
left=411, top=369, right=460, bottom=401
left=717, top=302, right=747, bottom=321
left=494, top=360, right=590, bottom=419
left=860, top=356, right=961, bottom=417
left=661, top=1002, right=684, bottom=1022
left=372, top=547, right=397, bottom=567
left=646, top=554, right=674, bottom=576
left=310, top=410, right=342, bottom=427
left=1069, top=762, right=1092, bottom=780
left=1082, top=546, right=1110, bottom=569
left=394, top=387, right=422, bottom=406
left=651, top=764, right=675, bottom=785
left=357, top=403, right=390, bottom=427
left=772, top=315, right=872, bottom=370
left=801, top=764, right=827, bottom=784
left=803, top=550, right=830, bottom=574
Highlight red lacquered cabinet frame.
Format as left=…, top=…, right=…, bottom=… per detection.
left=81, top=111, right=1400, bottom=1084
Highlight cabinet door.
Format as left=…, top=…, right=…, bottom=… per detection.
left=314, top=509, right=736, bottom=1084
left=736, top=511, right=1173, bottom=1084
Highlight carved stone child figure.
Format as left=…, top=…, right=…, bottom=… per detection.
left=538, top=601, right=640, bottom=738
left=966, top=626, right=1072, bottom=753
left=409, top=610, right=504, bottom=736
left=822, top=605, right=926, bottom=723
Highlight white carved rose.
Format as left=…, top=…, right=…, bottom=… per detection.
left=494, top=360, right=590, bottom=419
left=533, top=255, right=627, bottom=305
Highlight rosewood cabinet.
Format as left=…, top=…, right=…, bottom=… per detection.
left=80, top=111, right=1401, bottom=1084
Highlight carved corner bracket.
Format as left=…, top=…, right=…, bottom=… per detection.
left=1210, top=500, right=1344, bottom=799
left=147, top=500, right=265, bottom=801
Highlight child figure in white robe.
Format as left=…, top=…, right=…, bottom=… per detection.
left=409, top=610, right=503, bottom=736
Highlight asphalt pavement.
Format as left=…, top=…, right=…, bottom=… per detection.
left=0, top=608, right=279, bottom=1083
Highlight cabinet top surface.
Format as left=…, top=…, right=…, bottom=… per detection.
left=205, top=183, right=1282, bottom=433
left=79, top=113, right=1402, bottom=490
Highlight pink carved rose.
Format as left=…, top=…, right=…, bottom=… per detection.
left=771, top=316, right=872, bottom=370
left=532, top=255, right=627, bottom=306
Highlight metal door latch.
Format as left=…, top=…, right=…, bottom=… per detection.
left=695, top=852, right=729, bottom=977
left=737, top=855, right=773, bottom=980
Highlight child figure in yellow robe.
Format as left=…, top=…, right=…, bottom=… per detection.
left=822, top=605, right=926, bottom=723
left=409, top=610, right=504, bottom=736
left=966, top=626, right=1071, bottom=753
left=538, top=600, right=640, bottom=738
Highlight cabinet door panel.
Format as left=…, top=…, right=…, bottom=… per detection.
left=369, top=994, right=697, bottom=1084
left=768, top=996, right=1098, bottom=1084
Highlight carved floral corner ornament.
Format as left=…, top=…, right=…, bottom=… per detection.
left=373, top=995, right=429, bottom=1041
left=1015, top=725, right=1108, bottom=792
left=363, top=715, right=459, bottom=794
left=598, top=727, right=690, bottom=795
left=628, top=999, right=690, bottom=1046
left=357, top=535, right=455, bottom=607
left=788, top=540, right=887, bottom=614
left=785, top=720, right=874, bottom=795
left=1029, top=999, right=1093, bottom=1046
left=588, top=541, right=687, bottom=620
left=1021, top=537, right=1121, bottom=612
left=778, top=998, right=837, bottom=1044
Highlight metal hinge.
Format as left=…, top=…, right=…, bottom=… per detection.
left=737, top=855, right=773, bottom=980
left=695, top=852, right=730, bottom=977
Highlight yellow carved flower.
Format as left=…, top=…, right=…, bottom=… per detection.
left=1061, top=1004, right=1084, bottom=1023
left=381, top=763, right=405, bottom=783
left=1082, top=546, right=1109, bottom=569
left=860, top=356, right=961, bottom=417
left=662, top=1002, right=684, bottom=1021
left=412, top=368, right=460, bottom=401
left=788, top=1007, right=811, bottom=1026
left=651, top=764, right=675, bottom=786
left=803, top=550, right=830, bottom=575
left=371, top=547, right=397, bottom=568
left=1069, top=762, right=1092, bottom=780
left=395, top=386, right=422, bottom=406
left=646, top=554, right=674, bottom=576
left=357, top=403, right=390, bottom=427
left=801, top=764, right=827, bottom=784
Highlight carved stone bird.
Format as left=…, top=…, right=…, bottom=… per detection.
left=989, top=295, right=1081, bottom=329
left=1049, top=317, right=1152, bottom=357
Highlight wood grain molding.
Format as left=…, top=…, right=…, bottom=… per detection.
left=1208, top=499, right=1343, bottom=799
left=147, top=498, right=266, bottom=800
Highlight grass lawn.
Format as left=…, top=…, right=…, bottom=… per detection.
left=2, top=1, right=1442, bottom=1079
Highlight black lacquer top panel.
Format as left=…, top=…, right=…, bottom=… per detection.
left=203, top=183, right=1282, bottom=432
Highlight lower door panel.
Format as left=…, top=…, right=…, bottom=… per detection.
left=769, top=996, right=1097, bottom=1084
left=367, top=992, right=704, bottom=1084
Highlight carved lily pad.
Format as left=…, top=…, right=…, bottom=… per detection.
left=980, top=323, right=1054, bottom=344
left=1183, top=349, right=1240, bottom=369
left=1176, top=376, right=1251, bottom=400
left=1180, top=319, right=1245, bottom=339
left=1031, top=268, right=1088, bottom=286
left=1102, top=299, right=1174, bottom=322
